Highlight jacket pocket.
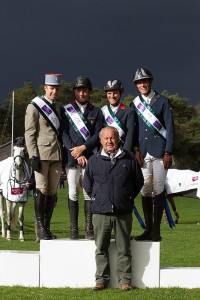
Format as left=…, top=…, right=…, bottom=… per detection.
left=37, top=140, right=51, bottom=146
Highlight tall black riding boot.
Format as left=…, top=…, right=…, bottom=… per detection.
left=68, top=198, right=79, bottom=239
left=44, top=195, right=57, bottom=239
left=34, top=189, right=51, bottom=240
left=84, top=200, right=94, bottom=240
left=153, top=191, right=166, bottom=241
left=135, top=196, right=153, bottom=241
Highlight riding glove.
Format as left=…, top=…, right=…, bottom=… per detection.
left=31, top=157, right=41, bottom=172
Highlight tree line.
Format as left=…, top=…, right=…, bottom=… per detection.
left=0, top=81, right=200, bottom=171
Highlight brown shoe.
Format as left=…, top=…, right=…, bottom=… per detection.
left=121, top=283, right=133, bottom=291
left=92, top=283, right=106, bottom=291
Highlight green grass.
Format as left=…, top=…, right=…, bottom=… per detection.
left=0, top=188, right=200, bottom=299
left=0, top=286, right=200, bottom=300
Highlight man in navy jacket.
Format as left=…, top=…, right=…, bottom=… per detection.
left=83, top=126, right=144, bottom=291
left=131, top=67, right=175, bottom=242
left=62, top=76, right=103, bottom=240
left=102, top=79, right=136, bottom=151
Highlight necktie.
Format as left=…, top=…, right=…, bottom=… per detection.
left=109, top=153, right=116, bottom=164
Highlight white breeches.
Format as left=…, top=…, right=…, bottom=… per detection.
left=66, top=166, right=90, bottom=202
left=141, top=153, right=167, bottom=197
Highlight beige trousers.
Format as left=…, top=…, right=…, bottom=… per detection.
left=34, top=160, right=62, bottom=195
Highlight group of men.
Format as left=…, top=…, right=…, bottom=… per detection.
left=24, top=68, right=175, bottom=291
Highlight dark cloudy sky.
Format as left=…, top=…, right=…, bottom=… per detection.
left=0, top=0, right=200, bottom=105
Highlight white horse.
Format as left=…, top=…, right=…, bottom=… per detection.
left=165, top=169, right=200, bottom=198
left=0, top=144, right=30, bottom=241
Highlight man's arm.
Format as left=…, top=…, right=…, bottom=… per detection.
left=83, top=109, right=103, bottom=151
left=24, top=104, right=39, bottom=158
left=61, top=114, right=76, bottom=150
left=122, top=108, right=136, bottom=151
left=131, top=156, right=144, bottom=198
left=82, top=160, right=94, bottom=198
left=163, top=99, right=175, bottom=169
left=70, top=108, right=103, bottom=159
left=163, top=99, right=175, bottom=154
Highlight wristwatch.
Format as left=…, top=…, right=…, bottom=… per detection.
left=164, top=152, right=172, bottom=156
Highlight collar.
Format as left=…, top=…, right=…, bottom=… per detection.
left=109, top=102, right=125, bottom=111
left=142, top=90, right=155, bottom=104
left=75, top=100, right=87, bottom=112
left=43, top=96, right=54, bottom=105
left=110, top=102, right=120, bottom=109
left=110, top=102, right=125, bottom=114
left=110, top=105, right=119, bottom=114
left=101, top=147, right=123, bottom=158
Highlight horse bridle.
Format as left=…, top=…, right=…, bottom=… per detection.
left=12, top=147, right=27, bottom=184
left=11, top=160, right=29, bottom=185
left=14, top=154, right=25, bottom=166
left=13, top=145, right=26, bottom=168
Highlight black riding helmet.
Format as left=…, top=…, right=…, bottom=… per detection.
left=133, top=68, right=153, bottom=83
left=104, top=80, right=124, bottom=94
left=72, top=76, right=92, bottom=91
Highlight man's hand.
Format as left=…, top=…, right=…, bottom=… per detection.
left=70, top=145, right=86, bottom=159
left=31, top=157, right=41, bottom=172
left=134, top=151, right=144, bottom=167
left=163, top=154, right=172, bottom=169
left=77, top=155, right=88, bottom=167
left=25, top=181, right=34, bottom=190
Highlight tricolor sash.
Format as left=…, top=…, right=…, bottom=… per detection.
left=133, top=95, right=167, bottom=139
left=64, top=103, right=91, bottom=141
left=101, top=104, right=126, bottom=143
left=31, top=96, right=60, bottom=136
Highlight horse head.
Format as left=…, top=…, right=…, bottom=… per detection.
left=13, top=145, right=26, bottom=169
left=13, top=137, right=26, bottom=169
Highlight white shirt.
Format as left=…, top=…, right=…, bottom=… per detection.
left=101, top=148, right=122, bottom=158
left=142, top=90, right=155, bottom=105
left=43, top=96, right=54, bottom=105
left=76, top=101, right=87, bottom=113
left=110, top=103, right=120, bottom=114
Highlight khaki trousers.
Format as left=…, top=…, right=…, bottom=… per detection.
left=93, top=213, right=132, bottom=286
left=34, top=160, right=62, bottom=195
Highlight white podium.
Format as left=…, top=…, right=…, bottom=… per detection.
left=160, top=267, right=200, bottom=288
left=40, top=239, right=160, bottom=288
left=0, top=250, right=39, bottom=287
left=1, top=240, right=199, bottom=288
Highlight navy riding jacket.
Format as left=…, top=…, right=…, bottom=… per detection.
left=130, top=92, right=175, bottom=158
left=62, top=101, right=104, bottom=167
left=102, top=103, right=137, bottom=151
